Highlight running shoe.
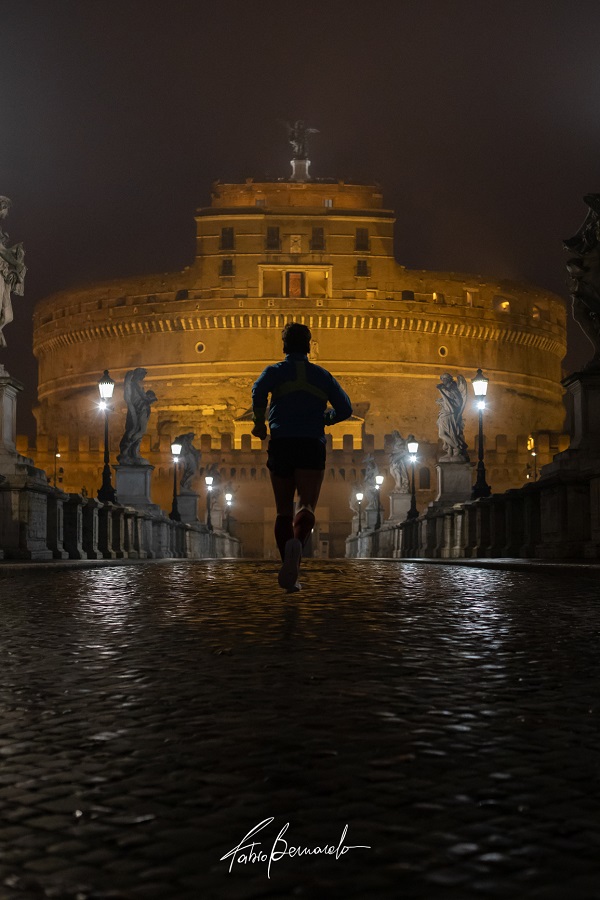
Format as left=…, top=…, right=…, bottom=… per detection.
left=278, top=538, right=302, bottom=590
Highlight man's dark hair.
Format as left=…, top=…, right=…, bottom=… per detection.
left=282, top=322, right=311, bottom=354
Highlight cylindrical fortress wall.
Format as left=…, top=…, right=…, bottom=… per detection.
left=34, top=292, right=566, bottom=447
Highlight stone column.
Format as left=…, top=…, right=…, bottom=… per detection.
left=488, top=494, right=507, bottom=557
left=82, top=497, right=103, bottom=559
left=46, top=489, right=70, bottom=559
left=63, top=494, right=87, bottom=560
left=122, top=508, right=138, bottom=559
left=98, top=503, right=117, bottom=559
left=111, top=506, right=128, bottom=559
left=502, top=489, right=525, bottom=557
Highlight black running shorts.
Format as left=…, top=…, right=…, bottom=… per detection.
left=267, top=437, right=326, bottom=478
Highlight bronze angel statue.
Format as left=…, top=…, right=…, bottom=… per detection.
left=0, top=196, right=26, bottom=349
left=117, top=368, right=157, bottom=464
left=285, top=120, right=319, bottom=160
left=436, top=373, right=469, bottom=462
left=174, top=432, right=201, bottom=490
left=564, top=193, right=600, bottom=370
left=388, top=431, right=410, bottom=492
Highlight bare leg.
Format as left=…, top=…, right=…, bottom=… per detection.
left=269, top=472, right=296, bottom=560
left=293, top=469, right=325, bottom=546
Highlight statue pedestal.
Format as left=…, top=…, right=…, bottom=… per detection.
left=564, top=371, right=600, bottom=452
left=178, top=490, right=199, bottom=524
left=388, top=491, right=412, bottom=522
left=0, top=366, right=38, bottom=476
left=434, top=461, right=472, bottom=507
left=563, top=372, right=600, bottom=455
left=290, top=158, right=311, bottom=182
left=542, top=371, right=600, bottom=478
left=364, top=507, right=379, bottom=530
left=114, top=464, right=160, bottom=513
left=208, top=502, right=224, bottom=531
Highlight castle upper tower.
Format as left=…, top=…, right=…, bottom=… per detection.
left=195, top=177, right=394, bottom=303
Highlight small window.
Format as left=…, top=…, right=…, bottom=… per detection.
left=495, top=297, right=511, bottom=313
left=419, top=467, right=431, bottom=490
left=220, top=258, right=234, bottom=276
left=220, top=227, right=234, bottom=250
left=255, top=198, right=266, bottom=208
left=532, top=305, right=541, bottom=321
left=355, top=227, right=369, bottom=251
left=356, top=259, right=369, bottom=277
left=401, top=290, right=415, bottom=301
left=310, top=227, right=325, bottom=251
left=466, top=290, right=478, bottom=307
left=323, top=198, right=333, bottom=208
left=266, top=226, right=280, bottom=250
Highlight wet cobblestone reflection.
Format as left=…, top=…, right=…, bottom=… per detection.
left=0, top=559, right=598, bottom=899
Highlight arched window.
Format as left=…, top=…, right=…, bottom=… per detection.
left=419, top=467, right=431, bottom=490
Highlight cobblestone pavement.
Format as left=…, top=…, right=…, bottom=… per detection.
left=0, top=559, right=599, bottom=900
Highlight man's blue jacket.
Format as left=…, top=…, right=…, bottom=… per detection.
left=252, top=353, right=353, bottom=443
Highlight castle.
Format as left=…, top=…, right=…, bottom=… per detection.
left=28, top=149, right=568, bottom=557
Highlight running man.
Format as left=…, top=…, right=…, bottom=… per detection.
left=251, top=323, right=353, bottom=591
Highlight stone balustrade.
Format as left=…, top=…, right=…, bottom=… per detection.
left=0, top=484, right=241, bottom=562
left=346, top=469, right=600, bottom=561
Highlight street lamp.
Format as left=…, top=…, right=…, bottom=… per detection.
left=97, top=370, right=116, bottom=503
left=205, top=474, right=213, bottom=531
left=375, top=474, right=384, bottom=530
left=356, top=491, right=364, bottom=534
left=527, top=435, right=537, bottom=481
left=53, top=449, right=61, bottom=488
left=406, top=434, right=419, bottom=520
left=225, top=492, right=233, bottom=532
left=169, top=441, right=182, bottom=521
left=471, top=368, right=491, bottom=499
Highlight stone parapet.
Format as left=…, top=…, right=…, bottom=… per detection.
left=348, top=469, right=600, bottom=562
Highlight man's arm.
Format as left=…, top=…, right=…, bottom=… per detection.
left=251, top=366, right=274, bottom=438
left=324, top=374, right=353, bottom=426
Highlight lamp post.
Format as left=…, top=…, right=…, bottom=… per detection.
left=169, top=441, right=182, bottom=521
left=527, top=435, right=537, bottom=481
left=97, top=370, right=116, bottom=503
left=471, top=368, right=491, bottom=499
left=356, top=491, right=363, bottom=534
left=375, top=474, right=384, bottom=530
left=406, top=435, right=419, bottom=520
left=53, top=449, right=61, bottom=488
left=225, top=492, right=233, bottom=533
left=205, top=475, right=213, bottom=531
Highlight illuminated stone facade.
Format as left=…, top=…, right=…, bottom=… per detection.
left=29, top=178, right=568, bottom=557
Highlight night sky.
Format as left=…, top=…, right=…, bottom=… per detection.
left=2, top=0, right=598, bottom=434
